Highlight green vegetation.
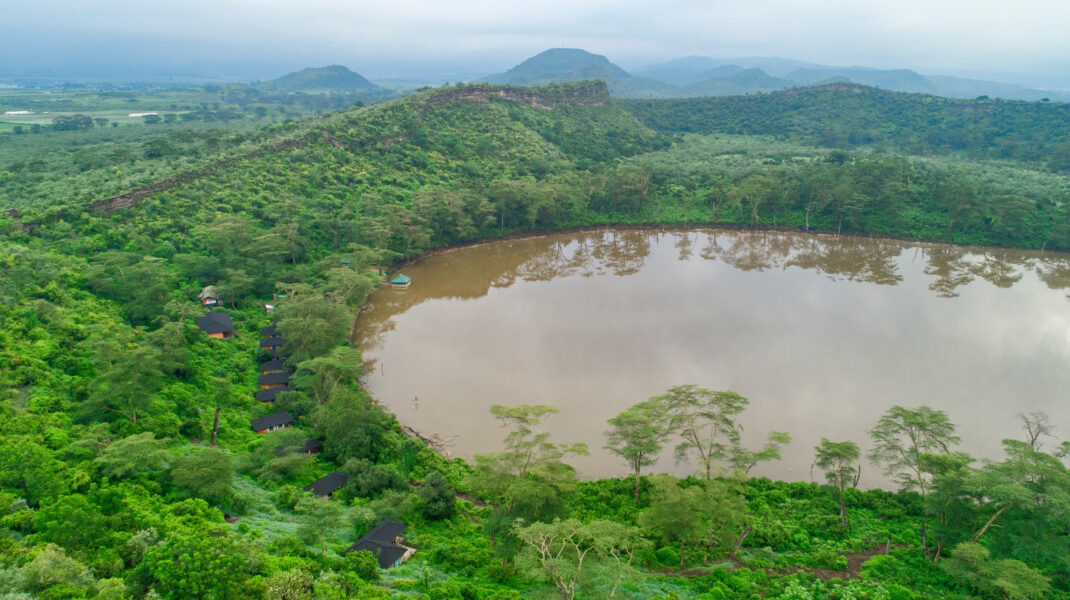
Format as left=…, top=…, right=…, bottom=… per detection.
left=622, top=84, right=1070, bottom=170
left=1, top=79, right=1069, bottom=598
left=0, top=83, right=394, bottom=210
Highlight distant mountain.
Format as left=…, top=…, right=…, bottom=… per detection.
left=482, top=48, right=629, bottom=84
left=781, top=67, right=1070, bottom=101
left=483, top=49, right=1070, bottom=102
left=924, top=75, right=1061, bottom=102
left=692, top=65, right=747, bottom=81
left=679, top=68, right=790, bottom=96
left=633, top=56, right=724, bottom=85
left=636, top=56, right=826, bottom=84
left=785, top=68, right=930, bottom=93
left=259, top=65, right=380, bottom=92
left=480, top=48, right=673, bottom=98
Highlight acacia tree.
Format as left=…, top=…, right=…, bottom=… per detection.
left=295, top=346, right=364, bottom=404
left=869, top=405, right=959, bottom=557
left=514, top=519, right=646, bottom=600
left=729, top=431, right=792, bottom=476
left=940, top=542, right=1050, bottom=600
left=973, top=440, right=1070, bottom=547
left=921, top=450, right=977, bottom=559
left=171, top=447, right=234, bottom=504
left=295, top=496, right=347, bottom=556
left=476, top=404, right=588, bottom=483
left=473, top=405, right=588, bottom=563
left=656, top=385, right=748, bottom=480
left=94, top=432, right=170, bottom=480
left=813, top=438, right=861, bottom=530
left=275, top=291, right=354, bottom=363
left=605, top=398, right=670, bottom=502
left=87, top=341, right=165, bottom=425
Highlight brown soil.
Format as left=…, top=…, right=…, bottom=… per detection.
left=659, top=546, right=888, bottom=581
left=810, top=548, right=885, bottom=580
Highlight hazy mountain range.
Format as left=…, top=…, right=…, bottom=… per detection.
left=9, top=48, right=1067, bottom=103
left=479, top=49, right=1070, bottom=101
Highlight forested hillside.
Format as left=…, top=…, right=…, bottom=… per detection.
left=0, top=83, right=395, bottom=211
left=1, top=80, right=1069, bottom=599
left=622, top=84, right=1070, bottom=171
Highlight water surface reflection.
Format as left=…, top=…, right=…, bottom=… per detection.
left=355, top=230, right=1070, bottom=486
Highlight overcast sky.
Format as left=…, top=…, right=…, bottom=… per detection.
left=4, top=0, right=1069, bottom=85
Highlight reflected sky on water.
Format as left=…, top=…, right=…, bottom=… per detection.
left=355, top=229, right=1070, bottom=487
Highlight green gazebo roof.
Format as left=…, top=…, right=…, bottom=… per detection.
left=390, top=274, right=411, bottom=284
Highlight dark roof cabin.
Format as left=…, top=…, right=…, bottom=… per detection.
left=260, top=337, right=287, bottom=349
left=260, top=323, right=279, bottom=338
left=255, top=386, right=296, bottom=403
left=258, top=370, right=294, bottom=389
left=250, top=411, right=294, bottom=433
left=196, top=312, right=234, bottom=339
left=303, top=471, right=348, bottom=498
left=260, top=358, right=289, bottom=374
left=346, top=520, right=414, bottom=568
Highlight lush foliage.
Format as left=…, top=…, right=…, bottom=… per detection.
left=1, top=80, right=1069, bottom=599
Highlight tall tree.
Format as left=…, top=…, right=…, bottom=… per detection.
left=87, top=342, right=165, bottom=425
left=170, top=447, right=234, bottom=504
left=869, top=405, right=959, bottom=557
left=813, top=438, right=861, bottom=530
left=605, top=398, right=670, bottom=502
left=95, top=432, right=171, bottom=480
left=476, top=404, right=588, bottom=483
left=940, top=542, right=1050, bottom=600
left=315, top=387, right=397, bottom=464
left=295, top=346, right=364, bottom=404
left=275, top=292, right=354, bottom=363
left=474, top=404, right=588, bottom=563
left=656, top=385, right=748, bottom=480
left=295, top=496, right=347, bottom=556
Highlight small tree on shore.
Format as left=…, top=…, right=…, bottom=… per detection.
left=813, top=438, right=861, bottom=530
left=605, top=398, right=670, bottom=502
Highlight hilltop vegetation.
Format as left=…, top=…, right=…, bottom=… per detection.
left=482, top=48, right=675, bottom=99
left=1, top=80, right=1069, bottom=599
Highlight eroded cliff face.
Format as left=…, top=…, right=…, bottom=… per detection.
left=425, top=81, right=610, bottom=110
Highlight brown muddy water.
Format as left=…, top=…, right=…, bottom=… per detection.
left=354, top=229, right=1070, bottom=487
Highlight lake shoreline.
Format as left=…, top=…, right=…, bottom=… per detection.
left=355, top=227, right=1070, bottom=488
left=385, top=221, right=1059, bottom=280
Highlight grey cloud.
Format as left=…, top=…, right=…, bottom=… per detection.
left=2, top=0, right=1068, bottom=83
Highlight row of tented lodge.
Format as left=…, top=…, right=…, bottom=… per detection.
left=250, top=319, right=296, bottom=431
left=214, top=294, right=414, bottom=569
